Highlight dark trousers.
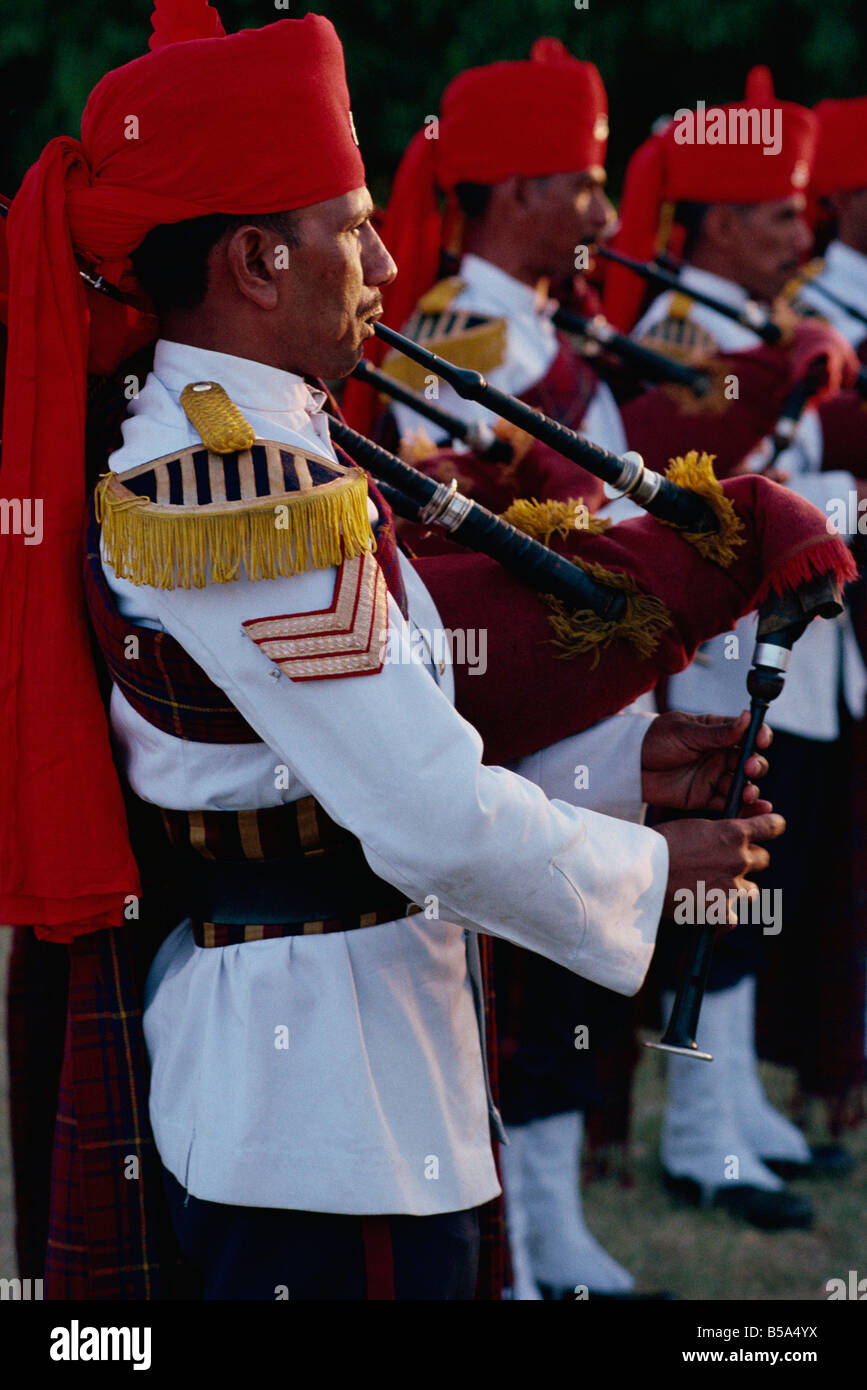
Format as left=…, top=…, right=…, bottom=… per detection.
left=162, top=1169, right=481, bottom=1301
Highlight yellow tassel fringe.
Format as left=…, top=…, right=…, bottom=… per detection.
left=96, top=470, right=373, bottom=590
left=501, top=496, right=611, bottom=546
left=544, top=557, right=672, bottom=664
left=663, top=451, right=745, bottom=568
left=500, top=497, right=670, bottom=660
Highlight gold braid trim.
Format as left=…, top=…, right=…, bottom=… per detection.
left=544, top=559, right=671, bottom=663
left=180, top=382, right=256, bottom=453
left=95, top=468, right=372, bottom=590
left=662, top=451, right=745, bottom=568
left=500, top=497, right=611, bottom=545
left=500, top=498, right=670, bottom=660
left=660, top=357, right=731, bottom=417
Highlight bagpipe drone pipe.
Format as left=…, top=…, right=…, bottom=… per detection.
left=330, top=375, right=855, bottom=768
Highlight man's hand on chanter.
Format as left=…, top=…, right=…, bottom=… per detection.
left=641, top=709, right=774, bottom=815
left=654, top=812, right=786, bottom=927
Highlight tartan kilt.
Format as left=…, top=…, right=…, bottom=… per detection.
left=45, top=924, right=171, bottom=1300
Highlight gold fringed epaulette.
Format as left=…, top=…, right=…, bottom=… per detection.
left=662, top=451, right=745, bottom=568
left=97, top=438, right=373, bottom=590
left=96, top=380, right=373, bottom=589
left=638, top=308, right=718, bottom=363
left=382, top=281, right=507, bottom=393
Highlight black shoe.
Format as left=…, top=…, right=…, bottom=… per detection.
left=663, top=1170, right=814, bottom=1230
left=538, top=1283, right=675, bottom=1301
left=763, top=1143, right=854, bottom=1182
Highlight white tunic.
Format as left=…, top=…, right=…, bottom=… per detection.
left=634, top=266, right=866, bottom=739
left=391, top=253, right=628, bottom=458
left=104, top=341, right=668, bottom=1214
left=799, top=240, right=867, bottom=347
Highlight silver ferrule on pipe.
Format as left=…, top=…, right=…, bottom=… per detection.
left=753, top=642, right=792, bottom=672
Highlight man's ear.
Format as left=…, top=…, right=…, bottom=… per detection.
left=703, top=203, right=745, bottom=254
left=223, top=225, right=281, bottom=309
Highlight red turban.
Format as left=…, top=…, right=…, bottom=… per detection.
left=0, top=7, right=365, bottom=940
left=812, top=97, right=867, bottom=199
left=379, top=38, right=608, bottom=344
left=604, top=68, right=818, bottom=330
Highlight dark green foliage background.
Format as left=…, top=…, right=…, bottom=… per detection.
left=0, top=0, right=863, bottom=203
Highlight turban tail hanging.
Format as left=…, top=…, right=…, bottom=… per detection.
left=414, top=473, right=856, bottom=766
left=0, top=12, right=366, bottom=940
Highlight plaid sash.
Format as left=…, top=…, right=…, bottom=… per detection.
left=521, top=332, right=599, bottom=434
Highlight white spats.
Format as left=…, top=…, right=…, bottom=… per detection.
left=661, top=983, right=784, bottom=1195
left=728, top=976, right=812, bottom=1164
left=498, top=1128, right=543, bottom=1301
left=504, top=1110, right=635, bottom=1296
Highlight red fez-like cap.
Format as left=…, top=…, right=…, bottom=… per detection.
left=377, top=39, right=608, bottom=343
left=812, top=97, right=867, bottom=198
left=437, top=38, right=608, bottom=189
left=604, top=69, right=817, bottom=329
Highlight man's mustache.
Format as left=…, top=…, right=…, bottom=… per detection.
left=358, top=295, right=383, bottom=321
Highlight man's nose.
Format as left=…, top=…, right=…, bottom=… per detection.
left=591, top=190, right=617, bottom=236
left=363, top=225, right=397, bottom=288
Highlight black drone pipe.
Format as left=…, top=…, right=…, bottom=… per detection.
left=799, top=274, right=867, bottom=330
left=372, top=322, right=719, bottom=536
left=646, top=572, right=844, bottom=1060
left=350, top=359, right=513, bottom=461
left=552, top=306, right=712, bottom=396
left=763, top=374, right=822, bottom=470
left=599, top=244, right=783, bottom=345
left=328, top=417, right=627, bottom=624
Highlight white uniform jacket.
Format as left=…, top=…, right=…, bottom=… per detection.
left=103, top=340, right=668, bottom=1215
left=799, top=240, right=867, bottom=348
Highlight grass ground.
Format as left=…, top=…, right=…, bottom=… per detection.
left=583, top=1032, right=866, bottom=1301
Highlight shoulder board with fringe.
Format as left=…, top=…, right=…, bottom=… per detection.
left=95, top=441, right=373, bottom=590
left=781, top=258, right=825, bottom=305
left=637, top=305, right=718, bottom=361
left=382, top=278, right=507, bottom=392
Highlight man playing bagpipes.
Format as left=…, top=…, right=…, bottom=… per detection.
left=605, top=69, right=866, bottom=1225
left=0, top=2, right=856, bottom=1300
left=342, top=43, right=861, bottom=1293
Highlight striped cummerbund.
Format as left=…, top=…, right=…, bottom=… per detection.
left=159, top=798, right=414, bottom=947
